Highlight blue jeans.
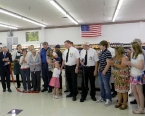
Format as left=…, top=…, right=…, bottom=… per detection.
left=98, top=71, right=111, bottom=101
left=21, top=68, right=31, bottom=90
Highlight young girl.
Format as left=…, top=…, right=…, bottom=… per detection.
left=49, top=62, right=61, bottom=99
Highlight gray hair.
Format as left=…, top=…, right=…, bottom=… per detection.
left=133, top=38, right=142, bottom=44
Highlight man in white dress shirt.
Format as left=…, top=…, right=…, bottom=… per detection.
left=80, top=41, right=99, bottom=102
left=61, top=40, right=80, bottom=101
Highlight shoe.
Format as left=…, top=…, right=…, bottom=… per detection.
left=91, top=97, right=97, bottom=101
left=80, top=97, right=86, bottom=102
left=115, top=103, right=122, bottom=108
left=23, top=90, right=27, bottom=93
left=41, top=89, right=47, bottom=92
left=96, top=97, right=105, bottom=103
left=55, top=96, right=60, bottom=99
left=8, top=89, right=12, bottom=92
left=3, top=89, right=6, bottom=92
left=130, top=99, right=137, bottom=104
left=64, top=90, right=69, bottom=92
left=119, top=104, right=128, bottom=110
left=129, top=93, right=132, bottom=97
left=66, top=94, right=73, bottom=98
left=72, top=96, right=76, bottom=101
left=111, top=92, right=117, bottom=98
left=48, top=89, right=52, bottom=93
left=105, top=99, right=112, bottom=107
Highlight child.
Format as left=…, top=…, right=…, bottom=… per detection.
left=49, top=62, right=61, bottom=99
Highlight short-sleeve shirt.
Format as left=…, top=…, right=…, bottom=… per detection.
left=80, top=48, right=99, bottom=66
left=63, top=46, right=80, bottom=66
left=99, top=49, right=112, bottom=74
left=131, top=54, right=144, bottom=76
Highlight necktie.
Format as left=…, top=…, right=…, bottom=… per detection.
left=66, top=49, right=69, bottom=63
left=84, top=50, right=87, bottom=66
left=4, top=53, right=6, bottom=66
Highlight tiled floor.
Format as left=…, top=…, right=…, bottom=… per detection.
left=0, top=75, right=144, bottom=116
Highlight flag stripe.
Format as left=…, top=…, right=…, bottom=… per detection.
left=81, top=24, right=102, bottom=37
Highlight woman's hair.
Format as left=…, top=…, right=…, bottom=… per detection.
left=16, top=44, right=21, bottom=50
left=115, top=47, right=124, bottom=56
left=22, top=49, right=27, bottom=53
left=46, top=49, right=53, bottom=57
left=131, top=42, right=143, bottom=58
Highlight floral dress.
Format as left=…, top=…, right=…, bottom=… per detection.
left=113, top=59, right=130, bottom=93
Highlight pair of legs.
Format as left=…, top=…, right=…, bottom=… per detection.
left=15, top=74, right=22, bottom=88
left=132, top=84, right=144, bottom=113
left=41, top=64, right=52, bottom=91
left=65, top=65, right=77, bottom=100
left=31, top=71, right=41, bottom=91
left=21, top=68, right=31, bottom=91
left=1, top=67, right=11, bottom=91
left=53, top=87, right=59, bottom=96
left=81, top=66, right=96, bottom=101
left=98, top=71, right=111, bottom=101
left=116, top=92, right=128, bottom=109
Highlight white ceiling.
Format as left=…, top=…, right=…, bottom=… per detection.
left=0, top=0, right=145, bottom=30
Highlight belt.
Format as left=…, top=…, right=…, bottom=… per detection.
left=65, top=64, right=76, bottom=67
left=84, top=66, right=95, bottom=68
left=42, top=63, right=48, bottom=64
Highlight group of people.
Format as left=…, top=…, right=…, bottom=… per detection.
left=0, top=38, right=145, bottom=114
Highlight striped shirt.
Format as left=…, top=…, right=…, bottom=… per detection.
left=99, top=49, right=112, bottom=74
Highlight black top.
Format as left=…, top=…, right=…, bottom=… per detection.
left=0, top=52, right=12, bottom=74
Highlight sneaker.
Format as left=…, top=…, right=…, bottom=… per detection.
left=105, top=99, right=112, bottom=107
left=55, top=96, right=60, bottom=99
left=96, top=97, right=105, bottom=103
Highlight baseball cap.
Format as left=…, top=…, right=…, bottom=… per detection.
left=55, top=44, right=60, bottom=48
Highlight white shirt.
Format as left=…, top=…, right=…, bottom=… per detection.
left=80, top=48, right=99, bottom=66
left=108, top=47, right=115, bottom=58
left=27, top=51, right=32, bottom=59
left=63, top=46, right=80, bottom=66
left=12, top=50, right=22, bottom=60
left=130, top=54, right=144, bottom=76
left=19, top=55, right=29, bottom=69
left=52, top=68, right=60, bottom=78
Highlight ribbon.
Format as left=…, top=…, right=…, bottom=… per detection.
left=9, top=65, right=39, bottom=93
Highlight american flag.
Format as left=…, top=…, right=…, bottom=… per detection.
left=81, top=25, right=102, bottom=37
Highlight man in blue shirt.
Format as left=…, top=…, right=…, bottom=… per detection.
left=40, top=42, right=52, bottom=92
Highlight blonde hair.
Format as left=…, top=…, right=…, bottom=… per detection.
left=131, top=42, right=143, bottom=58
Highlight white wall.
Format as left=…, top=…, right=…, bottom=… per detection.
left=45, top=22, right=143, bottom=44
left=0, top=22, right=145, bottom=45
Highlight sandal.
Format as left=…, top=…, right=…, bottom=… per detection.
left=119, top=104, right=128, bottom=110
left=115, top=103, right=122, bottom=108
left=133, top=108, right=145, bottom=114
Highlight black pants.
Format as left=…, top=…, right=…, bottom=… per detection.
left=42, top=64, right=52, bottom=90
left=111, top=83, right=117, bottom=94
left=16, top=74, right=21, bottom=87
left=59, top=73, right=62, bottom=89
left=65, top=65, right=77, bottom=97
left=81, top=66, right=96, bottom=98
left=31, top=71, right=41, bottom=91
left=1, top=67, right=11, bottom=90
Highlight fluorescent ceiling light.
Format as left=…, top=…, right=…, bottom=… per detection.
left=49, top=0, right=78, bottom=25
left=0, top=8, right=46, bottom=27
left=22, top=18, right=46, bottom=27
left=0, top=23, right=18, bottom=29
left=0, top=9, right=22, bottom=19
left=50, top=0, right=66, bottom=16
left=112, top=0, right=124, bottom=22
